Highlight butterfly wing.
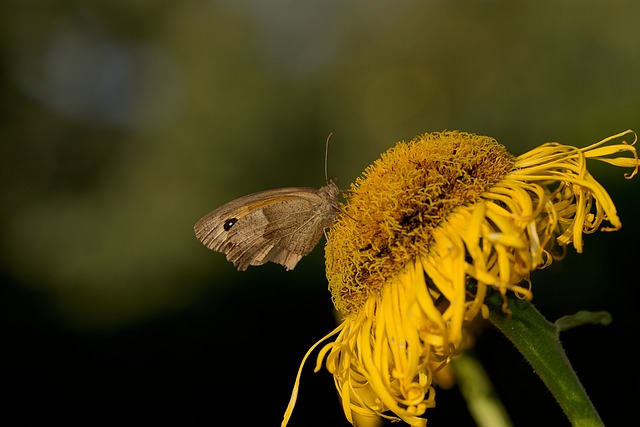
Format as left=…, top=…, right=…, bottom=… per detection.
left=194, top=183, right=339, bottom=270
left=258, top=197, right=328, bottom=268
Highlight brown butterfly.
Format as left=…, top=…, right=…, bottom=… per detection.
left=194, top=180, right=340, bottom=270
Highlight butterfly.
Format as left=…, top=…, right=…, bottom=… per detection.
left=194, top=180, right=340, bottom=270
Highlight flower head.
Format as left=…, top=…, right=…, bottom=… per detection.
left=283, top=130, right=638, bottom=426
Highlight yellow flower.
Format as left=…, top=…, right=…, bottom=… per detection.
left=282, top=129, right=638, bottom=426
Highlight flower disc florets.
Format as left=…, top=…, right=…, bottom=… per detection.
left=327, top=131, right=516, bottom=314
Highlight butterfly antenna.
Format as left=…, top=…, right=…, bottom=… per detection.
left=325, top=132, right=333, bottom=184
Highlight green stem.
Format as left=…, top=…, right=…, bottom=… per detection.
left=485, top=292, right=604, bottom=427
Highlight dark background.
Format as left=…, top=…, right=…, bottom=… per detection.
left=2, top=1, right=638, bottom=426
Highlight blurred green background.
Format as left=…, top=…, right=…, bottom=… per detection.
left=2, top=1, right=638, bottom=425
